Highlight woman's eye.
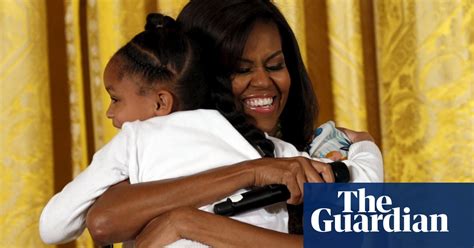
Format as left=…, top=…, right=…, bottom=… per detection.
left=234, top=67, right=252, bottom=74
left=266, top=63, right=285, bottom=71
left=110, top=97, right=118, bottom=103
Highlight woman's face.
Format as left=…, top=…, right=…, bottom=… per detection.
left=231, top=21, right=291, bottom=135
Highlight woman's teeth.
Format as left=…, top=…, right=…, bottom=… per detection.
left=245, top=97, right=273, bottom=107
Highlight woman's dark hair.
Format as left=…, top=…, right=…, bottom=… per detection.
left=178, top=0, right=319, bottom=151
left=113, top=13, right=274, bottom=157
left=211, top=75, right=275, bottom=157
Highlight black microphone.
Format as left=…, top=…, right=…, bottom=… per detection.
left=213, top=162, right=350, bottom=216
left=214, top=184, right=290, bottom=216
left=329, top=161, right=350, bottom=183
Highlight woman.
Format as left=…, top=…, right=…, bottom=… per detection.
left=86, top=0, right=383, bottom=246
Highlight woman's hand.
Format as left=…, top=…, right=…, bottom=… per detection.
left=338, top=127, right=374, bottom=143
left=136, top=207, right=303, bottom=248
left=248, top=157, right=334, bottom=204
left=135, top=208, right=189, bottom=248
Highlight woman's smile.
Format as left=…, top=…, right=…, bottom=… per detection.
left=243, top=95, right=277, bottom=113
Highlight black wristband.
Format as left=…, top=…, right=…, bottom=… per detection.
left=329, top=161, right=350, bottom=182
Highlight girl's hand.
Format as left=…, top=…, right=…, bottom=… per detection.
left=248, top=157, right=334, bottom=205
left=337, top=127, right=374, bottom=143
left=135, top=207, right=191, bottom=248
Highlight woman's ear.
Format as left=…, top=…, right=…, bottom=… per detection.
left=154, top=90, right=174, bottom=116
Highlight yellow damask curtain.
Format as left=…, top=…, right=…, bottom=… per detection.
left=1, top=0, right=472, bottom=247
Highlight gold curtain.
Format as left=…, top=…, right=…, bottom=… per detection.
left=1, top=0, right=472, bottom=247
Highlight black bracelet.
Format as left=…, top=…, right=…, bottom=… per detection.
left=329, top=161, right=350, bottom=182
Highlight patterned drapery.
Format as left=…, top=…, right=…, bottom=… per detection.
left=1, top=0, right=472, bottom=247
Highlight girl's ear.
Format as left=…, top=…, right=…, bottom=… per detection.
left=154, top=90, right=174, bottom=116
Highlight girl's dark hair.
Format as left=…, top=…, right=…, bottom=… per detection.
left=113, top=13, right=274, bottom=157
left=112, top=13, right=210, bottom=111
left=178, top=0, right=319, bottom=151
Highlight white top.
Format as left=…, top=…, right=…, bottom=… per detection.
left=39, top=109, right=383, bottom=245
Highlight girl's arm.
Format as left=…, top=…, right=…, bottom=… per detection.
left=39, top=163, right=128, bottom=244
left=344, top=140, right=384, bottom=182
left=339, top=128, right=384, bottom=182
left=86, top=157, right=329, bottom=245
left=39, top=130, right=131, bottom=244
left=135, top=207, right=303, bottom=248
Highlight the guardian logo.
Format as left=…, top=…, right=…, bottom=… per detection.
left=311, top=188, right=449, bottom=233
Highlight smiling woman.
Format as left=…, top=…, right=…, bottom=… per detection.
left=232, top=21, right=291, bottom=135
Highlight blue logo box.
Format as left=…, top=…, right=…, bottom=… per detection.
left=303, top=183, right=474, bottom=248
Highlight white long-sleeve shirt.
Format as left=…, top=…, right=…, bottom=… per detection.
left=39, top=109, right=383, bottom=245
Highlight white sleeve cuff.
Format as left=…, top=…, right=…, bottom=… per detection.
left=343, top=141, right=384, bottom=182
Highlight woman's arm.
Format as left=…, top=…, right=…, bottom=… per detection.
left=86, top=157, right=328, bottom=245
left=86, top=161, right=253, bottom=245
left=135, top=207, right=303, bottom=248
